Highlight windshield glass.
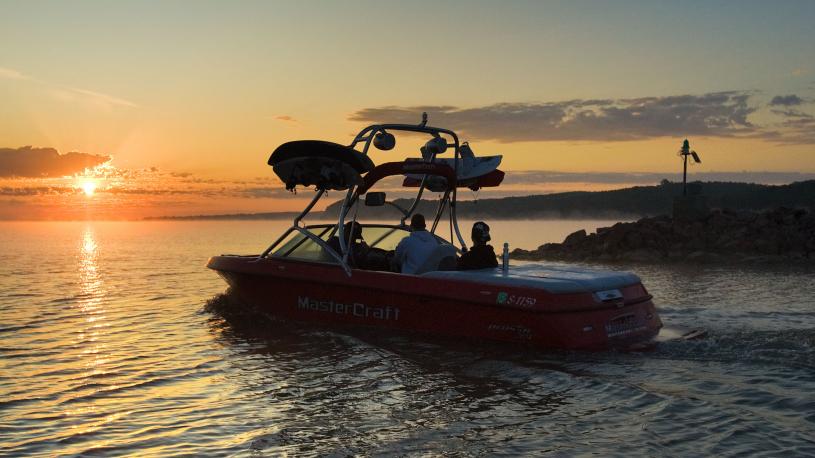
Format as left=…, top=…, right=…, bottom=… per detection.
left=360, top=226, right=403, bottom=251
left=271, top=224, right=456, bottom=261
left=272, top=226, right=337, bottom=262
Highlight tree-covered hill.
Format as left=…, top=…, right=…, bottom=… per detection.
left=324, top=180, right=815, bottom=220
left=148, top=180, right=815, bottom=220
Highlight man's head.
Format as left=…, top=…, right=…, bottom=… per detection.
left=471, top=221, right=491, bottom=245
left=410, top=214, right=426, bottom=231
left=344, top=221, right=363, bottom=241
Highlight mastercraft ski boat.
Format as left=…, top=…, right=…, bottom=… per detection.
left=208, top=114, right=664, bottom=350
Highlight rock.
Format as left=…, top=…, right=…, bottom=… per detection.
left=736, top=210, right=757, bottom=223
left=787, top=251, right=807, bottom=260
left=509, top=207, right=814, bottom=264
left=753, top=238, right=779, bottom=255
left=620, top=249, right=657, bottom=262
left=685, top=238, right=706, bottom=251
left=597, top=253, right=616, bottom=262
left=510, top=248, right=533, bottom=259
left=742, top=255, right=778, bottom=264
left=563, top=229, right=587, bottom=246
left=685, top=251, right=722, bottom=263
left=716, top=234, right=736, bottom=248
left=707, top=212, right=731, bottom=228
left=604, top=225, right=631, bottom=247
left=625, top=232, right=643, bottom=249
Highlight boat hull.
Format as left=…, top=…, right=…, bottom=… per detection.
left=208, top=256, right=662, bottom=351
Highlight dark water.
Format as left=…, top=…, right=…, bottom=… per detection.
left=1, top=221, right=814, bottom=457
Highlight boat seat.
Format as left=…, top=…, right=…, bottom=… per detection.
left=414, top=244, right=458, bottom=275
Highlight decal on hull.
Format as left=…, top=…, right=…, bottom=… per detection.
left=297, top=296, right=400, bottom=321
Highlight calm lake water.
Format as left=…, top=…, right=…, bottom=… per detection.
left=1, top=220, right=814, bottom=457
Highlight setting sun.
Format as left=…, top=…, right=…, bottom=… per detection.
left=80, top=180, right=97, bottom=197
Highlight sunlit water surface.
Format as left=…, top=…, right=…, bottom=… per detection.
left=1, top=220, right=813, bottom=457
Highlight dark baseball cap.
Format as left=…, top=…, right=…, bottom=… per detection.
left=410, top=214, right=426, bottom=230
left=472, top=221, right=491, bottom=243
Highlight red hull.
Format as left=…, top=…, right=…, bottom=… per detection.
left=208, top=256, right=662, bottom=350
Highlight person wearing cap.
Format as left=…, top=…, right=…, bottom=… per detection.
left=458, top=221, right=499, bottom=270
left=327, top=221, right=369, bottom=268
left=393, top=214, right=438, bottom=274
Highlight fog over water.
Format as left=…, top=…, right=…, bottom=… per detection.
left=1, top=221, right=813, bottom=456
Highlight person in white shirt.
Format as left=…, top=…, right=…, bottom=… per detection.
left=394, top=214, right=438, bottom=274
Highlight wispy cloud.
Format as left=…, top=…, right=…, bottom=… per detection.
left=0, top=65, right=137, bottom=108
left=771, top=108, right=813, bottom=119
left=274, top=115, right=298, bottom=123
left=0, top=66, right=27, bottom=80
left=66, top=87, right=138, bottom=108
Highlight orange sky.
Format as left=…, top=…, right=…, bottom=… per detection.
left=1, top=1, right=813, bottom=220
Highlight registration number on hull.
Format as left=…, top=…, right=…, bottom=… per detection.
left=496, top=292, right=536, bottom=307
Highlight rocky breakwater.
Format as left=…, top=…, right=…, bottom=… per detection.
left=512, top=207, right=815, bottom=263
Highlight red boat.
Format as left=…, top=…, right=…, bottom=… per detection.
left=208, top=115, right=663, bottom=350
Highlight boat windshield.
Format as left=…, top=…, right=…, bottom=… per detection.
left=271, top=224, right=455, bottom=262
left=361, top=226, right=408, bottom=251
left=272, top=226, right=334, bottom=262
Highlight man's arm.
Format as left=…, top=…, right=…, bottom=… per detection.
left=393, top=237, right=408, bottom=271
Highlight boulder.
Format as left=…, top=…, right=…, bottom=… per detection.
left=620, top=249, right=657, bottom=262
left=563, top=229, right=587, bottom=246
left=509, top=207, right=814, bottom=264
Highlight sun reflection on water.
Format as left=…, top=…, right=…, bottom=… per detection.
left=77, top=226, right=109, bottom=378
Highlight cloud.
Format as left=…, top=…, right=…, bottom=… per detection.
left=0, top=66, right=137, bottom=108
left=0, top=66, right=27, bottom=80
left=771, top=108, right=813, bottom=119
left=67, top=87, right=138, bottom=108
left=0, top=146, right=110, bottom=177
left=349, top=92, right=758, bottom=142
left=274, top=115, right=298, bottom=123
left=0, top=186, right=62, bottom=196
left=236, top=186, right=294, bottom=198
left=503, top=170, right=815, bottom=186
left=778, top=117, right=815, bottom=144
left=769, top=94, right=805, bottom=106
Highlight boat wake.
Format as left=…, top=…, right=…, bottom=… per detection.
left=654, top=326, right=815, bottom=369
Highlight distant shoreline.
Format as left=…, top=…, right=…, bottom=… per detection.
left=143, top=212, right=305, bottom=221
left=141, top=214, right=635, bottom=221
left=143, top=180, right=814, bottom=221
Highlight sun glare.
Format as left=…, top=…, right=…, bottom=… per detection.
left=80, top=180, right=97, bottom=197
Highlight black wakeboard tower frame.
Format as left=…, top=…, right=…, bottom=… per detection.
left=260, top=113, right=467, bottom=275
